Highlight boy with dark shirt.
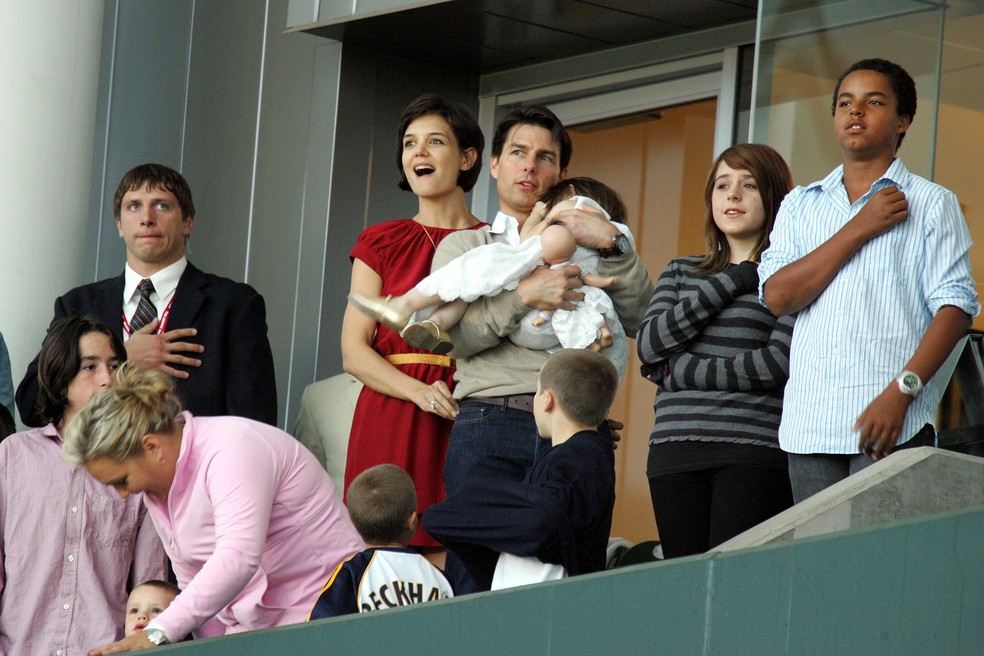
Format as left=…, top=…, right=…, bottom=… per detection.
left=423, top=349, right=618, bottom=591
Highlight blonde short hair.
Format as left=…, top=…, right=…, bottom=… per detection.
left=63, top=362, right=183, bottom=465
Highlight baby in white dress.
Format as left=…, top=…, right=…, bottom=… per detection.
left=349, top=178, right=634, bottom=379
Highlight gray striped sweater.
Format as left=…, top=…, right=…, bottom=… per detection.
left=636, top=256, right=794, bottom=448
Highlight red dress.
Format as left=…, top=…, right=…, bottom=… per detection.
left=345, top=218, right=482, bottom=547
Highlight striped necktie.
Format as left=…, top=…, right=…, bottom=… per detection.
left=129, top=278, right=158, bottom=333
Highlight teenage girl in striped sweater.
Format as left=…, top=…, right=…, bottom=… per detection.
left=636, top=144, right=795, bottom=558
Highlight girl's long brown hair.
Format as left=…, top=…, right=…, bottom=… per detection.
left=695, top=144, right=792, bottom=276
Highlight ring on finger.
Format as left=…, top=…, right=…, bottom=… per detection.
left=429, top=400, right=437, bottom=410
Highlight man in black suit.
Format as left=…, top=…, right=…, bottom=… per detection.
left=17, top=163, right=277, bottom=426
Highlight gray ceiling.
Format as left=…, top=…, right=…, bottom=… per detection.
left=304, top=0, right=758, bottom=73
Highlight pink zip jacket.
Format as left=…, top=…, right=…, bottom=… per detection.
left=145, top=412, right=364, bottom=640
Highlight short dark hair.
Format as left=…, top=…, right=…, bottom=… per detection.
left=832, top=58, right=916, bottom=151
left=346, top=464, right=417, bottom=545
left=538, top=177, right=627, bottom=224
left=113, top=163, right=196, bottom=220
left=396, top=95, right=484, bottom=193
left=538, top=349, right=618, bottom=428
left=696, top=143, right=793, bottom=276
left=36, top=316, right=126, bottom=425
left=491, top=105, right=572, bottom=171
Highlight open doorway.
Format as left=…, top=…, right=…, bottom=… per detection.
left=566, top=98, right=718, bottom=542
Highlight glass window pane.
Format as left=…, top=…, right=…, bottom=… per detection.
left=753, top=0, right=984, bottom=328
left=936, top=2, right=984, bottom=329
left=751, top=0, right=946, bottom=184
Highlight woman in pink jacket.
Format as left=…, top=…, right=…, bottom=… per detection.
left=64, top=363, right=364, bottom=653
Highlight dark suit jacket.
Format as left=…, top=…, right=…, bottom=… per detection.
left=16, top=263, right=278, bottom=426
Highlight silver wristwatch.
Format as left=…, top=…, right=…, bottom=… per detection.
left=600, top=233, right=631, bottom=258
left=896, top=370, right=923, bottom=398
left=144, top=627, right=170, bottom=646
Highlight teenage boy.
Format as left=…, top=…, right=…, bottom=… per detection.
left=759, top=59, right=978, bottom=502
left=432, top=105, right=651, bottom=592
left=0, top=317, right=166, bottom=654
left=423, top=349, right=618, bottom=592
left=308, top=464, right=452, bottom=619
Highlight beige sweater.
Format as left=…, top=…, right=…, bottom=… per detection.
left=433, top=226, right=653, bottom=400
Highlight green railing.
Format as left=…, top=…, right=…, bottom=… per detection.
left=162, top=505, right=984, bottom=655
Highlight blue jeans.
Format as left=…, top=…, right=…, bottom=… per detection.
left=443, top=401, right=547, bottom=496
left=440, top=400, right=548, bottom=593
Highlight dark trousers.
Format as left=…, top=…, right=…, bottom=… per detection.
left=440, top=401, right=546, bottom=594
left=787, top=424, right=936, bottom=504
left=648, top=465, right=793, bottom=559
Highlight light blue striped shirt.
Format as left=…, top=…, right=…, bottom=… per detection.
left=759, top=158, right=979, bottom=454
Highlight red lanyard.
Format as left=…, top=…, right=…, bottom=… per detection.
left=122, top=296, right=175, bottom=336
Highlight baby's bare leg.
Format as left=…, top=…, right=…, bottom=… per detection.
left=427, top=299, right=469, bottom=331
left=519, top=201, right=550, bottom=242
left=399, top=288, right=443, bottom=314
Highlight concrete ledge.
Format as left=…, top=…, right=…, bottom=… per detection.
left=716, top=446, right=984, bottom=551
left=158, top=506, right=984, bottom=655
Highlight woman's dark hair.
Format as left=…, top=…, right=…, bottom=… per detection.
left=36, top=316, right=126, bottom=425
left=396, top=94, right=485, bottom=192
left=831, top=58, right=916, bottom=151
left=695, top=144, right=793, bottom=276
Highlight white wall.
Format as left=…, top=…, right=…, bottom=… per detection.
left=0, top=0, right=105, bottom=425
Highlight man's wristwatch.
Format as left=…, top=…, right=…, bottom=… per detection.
left=599, top=233, right=631, bottom=258
left=144, top=627, right=170, bottom=646
left=896, top=370, right=923, bottom=398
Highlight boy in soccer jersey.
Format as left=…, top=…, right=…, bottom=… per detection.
left=308, top=464, right=452, bottom=619
left=423, top=349, right=618, bottom=591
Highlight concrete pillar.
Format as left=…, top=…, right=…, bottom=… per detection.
left=0, top=0, right=106, bottom=425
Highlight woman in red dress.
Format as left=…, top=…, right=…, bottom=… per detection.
left=341, top=95, right=484, bottom=565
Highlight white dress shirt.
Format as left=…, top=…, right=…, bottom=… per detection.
left=122, top=257, right=188, bottom=337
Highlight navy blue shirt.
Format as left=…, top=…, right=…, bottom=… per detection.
left=423, top=430, right=616, bottom=591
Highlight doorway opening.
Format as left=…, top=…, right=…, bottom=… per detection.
left=567, top=98, right=718, bottom=543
